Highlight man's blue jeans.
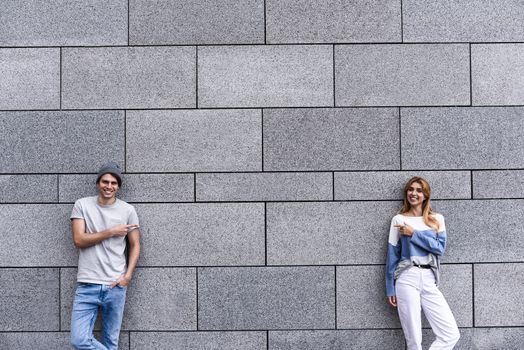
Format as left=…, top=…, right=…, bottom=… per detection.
left=70, top=282, right=127, bottom=350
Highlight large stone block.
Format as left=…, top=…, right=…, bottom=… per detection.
left=266, top=0, right=401, bottom=43
left=267, top=202, right=399, bottom=265
left=61, top=268, right=197, bottom=331
left=126, top=110, right=261, bottom=172
left=425, top=328, right=524, bottom=350
left=401, top=107, right=524, bottom=169
left=336, top=265, right=472, bottom=329
left=269, top=330, right=405, bottom=350
left=0, top=268, right=59, bottom=331
left=62, top=47, right=196, bottom=109
left=473, top=170, right=524, bottom=199
left=472, top=44, right=524, bottom=105
left=130, top=0, right=264, bottom=45
left=0, top=111, right=124, bottom=173
left=135, top=203, right=264, bottom=266
left=403, top=0, right=524, bottom=42
left=0, top=175, right=58, bottom=203
left=0, top=0, right=126, bottom=46
left=0, top=48, right=59, bottom=110
left=198, top=45, right=333, bottom=108
left=335, top=44, right=469, bottom=106
left=196, top=172, right=332, bottom=201
left=263, top=108, right=399, bottom=171
left=334, top=171, right=471, bottom=200
left=59, top=174, right=194, bottom=203
left=434, top=200, right=524, bottom=263
left=198, top=266, right=335, bottom=330
left=0, top=205, right=77, bottom=266
left=130, top=331, right=266, bottom=350
left=0, top=332, right=129, bottom=350
left=474, top=263, right=524, bottom=327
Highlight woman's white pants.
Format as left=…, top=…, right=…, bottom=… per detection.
left=396, top=267, right=460, bottom=350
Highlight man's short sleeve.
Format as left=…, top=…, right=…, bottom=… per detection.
left=128, top=206, right=139, bottom=226
left=71, top=199, right=84, bottom=220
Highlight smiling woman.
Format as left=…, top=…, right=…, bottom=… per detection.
left=385, top=177, right=460, bottom=350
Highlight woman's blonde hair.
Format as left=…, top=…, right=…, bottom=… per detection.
left=400, top=176, right=440, bottom=232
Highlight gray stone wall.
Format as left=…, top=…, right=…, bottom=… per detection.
left=1, top=1, right=523, bottom=349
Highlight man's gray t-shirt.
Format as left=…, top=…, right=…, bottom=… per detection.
left=70, top=196, right=139, bottom=285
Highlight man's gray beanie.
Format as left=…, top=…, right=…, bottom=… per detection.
left=96, top=162, right=122, bottom=186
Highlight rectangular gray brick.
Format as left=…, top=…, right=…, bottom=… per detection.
left=264, top=108, right=399, bottom=171
left=0, top=268, right=59, bottom=331
left=425, top=328, right=524, bottom=350
left=269, top=330, right=405, bottom=350
left=267, top=202, right=399, bottom=265
left=267, top=0, right=401, bottom=43
left=198, top=45, right=333, bottom=108
left=135, top=203, right=264, bottom=266
left=61, top=268, right=197, bottom=331
left=127, top=110, right=261, bottom=172
left=472, top=44, right=524, bottom=105
left=434, top=200, right=524, bottom=263
left=0, top=205, right=77, bottom=267
left=337, top=265, right=472, bottom=329
left=130, top=0, right=264, bottom=45
left=62, top=47, right=196, bottom=109
left=59, top=174, right=194, bottom=203
left=335, top=171, right=471, bottom=200
left=130, top=331, right=266, bottom=350
left=0, top=111, right=124, bottom=173
left=0, top=332, right=129, bottom=350
left=0, top=175, right=58, bottom=203
left=474, top=263, right=524, bottom=327
left=473, top=170, right=524, bottom=199
left=404, top=0, right=524, bottom=42
left=198, top=266, right=335, bottom=330
left=196, top=172, right=332, bottom=201
left=401, top=107, right=524, bottom=169
left=0, top=0, right=127, bottom=46
left=0, top=48, right=59, bottom=110
left=335, top=44, right=470, bottom=106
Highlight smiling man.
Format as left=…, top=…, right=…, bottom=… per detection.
left=70, top=162, right=140, bottom=350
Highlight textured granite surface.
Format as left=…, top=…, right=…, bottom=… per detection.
left=266, top=0, right=401, bottom=43
left=472, top=44, right=524, bottom=105
left=0, top=48, right=59, bottom=110
left=0, top=175, right=57, bottom=203
left=269, top=330, right=405, bottom=349
left=135, top=203, right=265, bottom=266
left=198, top=45, right=333, bottom=107
left=404, top=0, right=524, bottom=42
left=0, top=205, right=77, bottom=266
left=59, top=174, right=194, bottom=203
left=0, top=111, right=124, bottom=173
left=0, top=332, right=129, bottom=350
left=473, top=170, right=524, bottom=199
left=474, top=263, right=524, bottom=327
left=130, top=331, right=266, bottom=350
left=267, top=201, right=399, bottom=265
left=62, top=47, right=196, bottom=109
left=334, top=171, right=471, bottom=200
left=198, top=266, right=335, bottom=330
left=263, top=108, right=399, bottom=171
left=335, top=44, right=470, bottom=106
left=0, top=0, right=127, bottom=46
left=0, top=268, right=59, bottom=331
left=130, top=0, right=264, bottom=45
left=434, top=200, right=524, bottom=263
left=126, top=109, right=261, bottom=172
left=196, top=172, right=332, bottom=201
left=401, top=107, right=524, bottom=169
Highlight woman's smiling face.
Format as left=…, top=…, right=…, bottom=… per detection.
left=406, top=181, right=425, bottom=208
